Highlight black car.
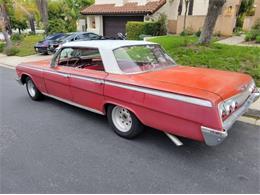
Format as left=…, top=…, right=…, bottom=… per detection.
left=34, top=33, right=65, bottom=55
left=49, top=32, right=104, bottom=53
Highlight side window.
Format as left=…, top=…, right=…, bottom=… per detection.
left=57, top=48, right=75, bottom=66
left=78, top=48, right=105, bottom=71
left=56, top=47, right=105, bottom=71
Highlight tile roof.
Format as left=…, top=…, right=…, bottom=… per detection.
left=80, top=0, right=166, bottom=15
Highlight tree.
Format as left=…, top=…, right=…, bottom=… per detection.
left=236, top=0, right=255, bottom=28
left=13, top=0, right=39, bottom=34
left=183, top=0, right=190, bottom=32
left=11, top=17, right=27, bottom=34
left=0, top=1, right=12, bottom=48
left=199, top=0, right=226, bottom=44
left=47, top=0, right=93, bottom=33
left=36, top=0, right=48, bottom=33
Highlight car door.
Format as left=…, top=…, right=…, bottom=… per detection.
left=68, top=47, right=108, bottom=112
left=43, top=47, right=74, bottom=100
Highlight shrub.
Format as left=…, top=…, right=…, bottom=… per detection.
left=4, top=47, right=19, bottom=56
left=126, top=15, right=167, bottom=40
left=156, top=13, right=167, bottom=36
left=245, top=32, right=254, bottom=41
left=126, top=22, right=145, bottom=40
left=47, top=19, right=67, bottom=35
left=256, top=35, right=260, bottom=43
left=195, top=29, right=201, bottom=37
left=11, top=33, right=24, bottom=41
left=143, top=22, right=160, bottom=36
left=0, top=42, right=5, bottom=53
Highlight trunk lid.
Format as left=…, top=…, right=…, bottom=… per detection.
left=134, top=66, right=252, bottom=100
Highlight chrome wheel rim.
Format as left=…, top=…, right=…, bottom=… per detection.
left=112, top=106, right=132, bottom=132
left=27, top=80, right=36, bottom=97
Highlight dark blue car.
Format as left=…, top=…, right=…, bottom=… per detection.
left=34, top=33, right=66, bottom=55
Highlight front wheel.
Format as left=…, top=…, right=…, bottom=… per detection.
left=107, top=105, right=144, bottom=139
left=25, top=77, right=43, bottom=101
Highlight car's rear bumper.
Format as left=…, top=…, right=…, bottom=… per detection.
left=201, top=89, right=260, bottom=146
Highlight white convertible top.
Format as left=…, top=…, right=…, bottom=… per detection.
left=62, top=40, right=157, bottom=50
left=61, top=40, right=158, bottom=74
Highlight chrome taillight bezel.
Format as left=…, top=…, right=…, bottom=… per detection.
left=218, top=80, right=256, bottom=122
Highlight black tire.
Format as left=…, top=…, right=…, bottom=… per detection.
left=107, top=105, right=144, bottom=139
left=25, top=77, right=43, bottom=101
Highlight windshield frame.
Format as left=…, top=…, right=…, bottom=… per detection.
left=112, top=44, right=176, bottom=75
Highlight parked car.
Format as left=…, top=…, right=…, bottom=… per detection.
left=34, top=33, right=65, bottom=55
left=50, top=32, right=104, bottom=53
left=16, top=40, right=260, bottom=146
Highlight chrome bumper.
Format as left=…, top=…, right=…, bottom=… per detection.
left=202, top=89, right=260, bottom=146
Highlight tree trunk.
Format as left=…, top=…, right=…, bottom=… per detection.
left=3, top=2, right=11, bottom=35
left=36, top=0, right=48, bottom=34
left=199, top=0, right=226, bottom=44
left=28, top=14, right=36, bottom=34
left=0, top=3, right=12, bottom=48
left=183, top=0, right=189, bottom=32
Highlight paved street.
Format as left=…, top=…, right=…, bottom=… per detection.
left=0, top=67, right=259, bottom=193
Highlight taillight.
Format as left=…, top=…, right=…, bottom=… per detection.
left=219, top=100, right=239, bottom=120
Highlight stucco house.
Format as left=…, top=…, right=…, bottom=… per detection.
left=79, top=0, right=241, bottom=37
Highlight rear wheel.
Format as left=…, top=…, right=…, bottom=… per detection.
left=107, top=105, right=144, bottom=139
left=25, top=77, right=43, bottom=101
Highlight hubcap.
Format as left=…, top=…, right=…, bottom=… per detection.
left=112, top=106, right=132, bottom=132
left=27, top=80, right=36, bottom=97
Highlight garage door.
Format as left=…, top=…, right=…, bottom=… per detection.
left=103, top=16, right=144, bottom=38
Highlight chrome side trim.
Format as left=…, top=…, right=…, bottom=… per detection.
left=201, top=126, right=227, bottom=146
left=42, top=92, right=104, bottom=115
left=70, top=74, right=104, bottom=84
left=22, top=66, right=104, bottom=83
left=105, top=81, right=213, bottom=107
left=44, top=69, right=69, bottom=77
left=21, top=66, right=213, bottom=107
left=20, top=66, right=43, bottom=72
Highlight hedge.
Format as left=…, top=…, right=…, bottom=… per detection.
left=126, top=21, right=161, bottom=40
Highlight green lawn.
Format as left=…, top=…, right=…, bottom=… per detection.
left=151, top=35, right=260, bottom=86
left=14, top=34, right=44, bottom=57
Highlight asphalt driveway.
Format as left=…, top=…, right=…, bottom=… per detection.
left=0, top=67, right=259, bottom=193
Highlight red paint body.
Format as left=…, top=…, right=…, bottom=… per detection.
left=16, top=59, right=252, bottom=143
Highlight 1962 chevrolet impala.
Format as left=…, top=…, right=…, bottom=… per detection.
left=16, top=40, right=260, bottom=146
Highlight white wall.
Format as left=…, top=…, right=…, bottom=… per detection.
left=179, top=0, right=209, bottom=16
left=155, top=0, right=180, bottom=20
left=95, top=0, right=149, bottom=6
left=86, top=15, right=103, bottom=35
left=192, top=0, right=209, bottom=15
left=95, top=0, right=117, bottom=4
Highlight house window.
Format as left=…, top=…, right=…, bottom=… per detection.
left=89, top=16, right=96, bottom=29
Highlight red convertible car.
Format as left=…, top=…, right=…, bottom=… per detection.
left=16, top=40, right=259, bottom=146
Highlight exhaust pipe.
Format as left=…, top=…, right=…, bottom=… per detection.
left=165, top=132, right=183, bottom=146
